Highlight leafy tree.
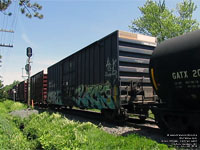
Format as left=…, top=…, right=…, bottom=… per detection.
left=0, top=0, right=43, bottom=19
left=129, top=0, right=199, bottom=42
left=176, top=0, right=199, bottom=33
left=0, top=80, right=5, bottom=99
left=0, top=80, right=20, bottom=99
left=3, top=80, right=19, bottom=92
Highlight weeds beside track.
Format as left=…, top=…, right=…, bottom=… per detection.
left=0, top=100, right=174, bottom=150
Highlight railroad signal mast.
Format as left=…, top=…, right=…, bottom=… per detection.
left=26, top=47, right=32, bottom=107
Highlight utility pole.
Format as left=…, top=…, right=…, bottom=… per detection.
left=26, top=47, right=32, bottom=107
left=0, top=29, right=14, bottom=48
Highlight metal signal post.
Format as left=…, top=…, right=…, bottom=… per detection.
left=27, top=57, right=31, bottom=106
left=26, top=47, right=32, bottom=107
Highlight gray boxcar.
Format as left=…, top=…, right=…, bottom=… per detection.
left=47, top=30, right=157, bottom=120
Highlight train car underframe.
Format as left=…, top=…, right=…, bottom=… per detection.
left=100, top=98, right=157, bottom=122
left=152, top=106, right=200, bottom=134
left=101, top=80, right=158, bottom=122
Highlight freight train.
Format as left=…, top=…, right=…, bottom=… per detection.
left=11, top=30, right=158, bottom=121
left=10, top=30, right=200, bottom=133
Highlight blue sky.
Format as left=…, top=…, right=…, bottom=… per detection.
left=0, top=0, right=200, bottom=85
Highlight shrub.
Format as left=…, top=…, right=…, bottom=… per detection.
left=0, top=114, right=32, bottom=150
left=0, top=100, right=27, bottom=114
left=0, top=100, right=173, bottom=150
left=22, top=112, right=96, bottom=150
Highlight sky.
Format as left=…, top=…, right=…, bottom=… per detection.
left=0, top=0, right=200, bottom=85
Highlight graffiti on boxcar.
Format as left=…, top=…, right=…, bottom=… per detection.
left=48, top=82, right=62, bottom=105
left=48, top=91, right=62, bottom=105
left=72, top=83, right=117, bottom=109
left=105, top=58, right=117, bottom=78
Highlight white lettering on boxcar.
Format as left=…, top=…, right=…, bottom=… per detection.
left=105, top=58, right=117, bottom=78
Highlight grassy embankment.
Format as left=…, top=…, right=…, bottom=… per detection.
left=0, top=100, right=173, bottom=150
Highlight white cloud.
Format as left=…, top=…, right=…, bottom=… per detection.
left=21, top=33, right=37, bottom=48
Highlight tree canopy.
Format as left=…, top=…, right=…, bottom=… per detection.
left=129, top=0, right=199, bottom=42
left=0, top=80, right=20, bottom=99
left=0, top=0, right=43, bottom=19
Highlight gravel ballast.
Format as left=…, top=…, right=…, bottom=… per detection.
left=10, top=108, right=39, bottom=118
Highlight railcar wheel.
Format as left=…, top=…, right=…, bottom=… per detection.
left=101, top=109, right=127, bottom=123
left=139, top=116, right=147, bottom=122
left=101, top=109, right=117, bottom=120
left=153, top=113, right=169, bottom=133
left=155, top=114, right=193, bottom=134
left=156, top=116, right=168, bottom=133
left=164, top=115, right=193, bottom=133
left=66, top=106, right=73, bottom=109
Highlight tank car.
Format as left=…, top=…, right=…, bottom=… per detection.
left=150, top=30, right=200, bottom=133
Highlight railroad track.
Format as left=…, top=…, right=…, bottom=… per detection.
left=35, top=105, right=157, bottom=127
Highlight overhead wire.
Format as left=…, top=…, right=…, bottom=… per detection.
left=0, top=5, right=8, bottom=47
left=0, top=5, right=7, bottom=72
left=0, top=0, right=19, bottom=84
left=10, top=0, right=19, bottom=45
left=0, top=12, right=6, bottom=45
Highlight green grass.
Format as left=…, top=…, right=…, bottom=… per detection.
left=0, top=100, right=32, bottom=150
left=19, top=112, right=173, bottom=150
left=0, top=100, right=27, bottom=114
left=87, top=108, right=101, bottom=113
left=0, top=99, right=173, bottom=150
left=73, top=106, right=101, bottom=113
left=129, top=110, right=155, bottom=120
left=0, top=114, right=32, bottom=150
left=82, top=127, right=172, bottom=150
left=148, top=110, right=155, bottom=119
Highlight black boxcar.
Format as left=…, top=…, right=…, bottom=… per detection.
left=16, top=80, right=27, bottom=102
left=48, top=30, right=157, bottom=119
left=31, top=71, right=48, bottom=104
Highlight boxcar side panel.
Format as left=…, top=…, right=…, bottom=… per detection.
left=31, top=71, right=41, bottom=103
left=60, top=31, right=119, bottom=109
left=47, top=62, right=62, bottom=105
left=31, top=71, right=47, bottom=104
left=16, top=81, right=25, bottom=102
